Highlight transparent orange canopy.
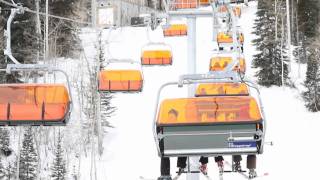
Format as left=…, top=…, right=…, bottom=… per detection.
left=210, top=57, right=246, bottom=73
left=0, top=84, right=70, bottom=121
left=219, top=5, right=228, bottom=13
left=173, top=0, right=197, bottom=9
left=141, top=50, right=172, bottom=65
left=157, top=96, right=262, bottom=125
left=217, top=32, right=244, bottom=44
left=233, top=6, right=241, bottom=17
left=195, top=83, right=249, bottom=97
left=98, top=70, right=143, bottom=91
left=199, top=0, right=210, bottom=5
left=163, top=24, right=188, bottom=37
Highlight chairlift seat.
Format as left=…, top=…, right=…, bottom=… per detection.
left=233, top=6, right=241, bottom=17
left=195, top=83, right=249, bottom=97
left=217, top=32, right=244, bottom=44
left=0, top=84, right=71, bottom=125
left=174, top=0, right=197, bottom=9
left=141, top=50, right=172, bottom=65
left=210, top=56, right=246, bottom=73
left=199, top=0, right=210, bottom=6
left=156, top=96, right=263, bottom=157
left=163, top=24, right=188, bottom=37
left=98, top=70, right=143, bottom=92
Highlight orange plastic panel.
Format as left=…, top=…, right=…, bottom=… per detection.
left=99, top=70, right=143, bottom=91
left=157, top=96, right=262, bottom=125
left=195, top=83, right=249, bottom=97
left=210, top=57, right=246, bottom=73
left=217, top=32, right=244, bottom=44
left=141, top=50, right=172, bottom=65
left=0, top=84, right=70, bottom=121
left=219, top=5, right=228, bottom=13
left=163, top=24, right=187, bottom=37
left=233, top=7, right=241, bottom=17
left=199, top=0, right=210, bottom=5
left=174, top=0, right=197, bottom=9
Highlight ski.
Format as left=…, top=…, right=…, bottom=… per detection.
left=224, top=161, right=269, bottom=179
left=139, top=173, right=181, bottom=180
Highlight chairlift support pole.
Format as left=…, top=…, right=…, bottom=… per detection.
left=165, top=5, right=213, bottom=180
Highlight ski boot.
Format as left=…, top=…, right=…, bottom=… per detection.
left=247, top=155, right=257, bottom=179
left=215, top=156, right=224, bottom=180
left=232, top=155, right=242, bottom=172
left=199, top=164, right=208, bottom=175
left=248, top=169, right=257, bottom=179
left=177, top=168, right=185, bottom=175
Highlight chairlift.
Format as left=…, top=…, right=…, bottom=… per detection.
left=233, top=6, right=241, bottom=17
left=163, top=24, right=188, bottom=37
left=98, top=59, right=143, bottom=92
left=153, top=73, right=266, bottom=176
left=210, top=56, right=246, bottom=74
left=0, top=64, right=72, bottom=126
left=217, top=31, right=244, bottom=51
left=141, top=42, right=173, bottom=65
left=170, top=0, right=197, bottom=9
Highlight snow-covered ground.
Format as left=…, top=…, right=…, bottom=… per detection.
left=78, top=1, right=320, bottom=180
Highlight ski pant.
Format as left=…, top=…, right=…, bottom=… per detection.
left=160, top=156, right=209, bottom=176
left=177, top=156, right=208, bottom=169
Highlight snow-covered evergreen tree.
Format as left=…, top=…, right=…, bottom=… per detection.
left=19, top=127, right=38, bottom=180
left=0, top=128, right=11, bottom=156
left=49, top=0, right=80, bottom=57
left=252, top=0, right=288, bottom=87
left=303, top=47, right=320, bottom=112
left=0, top=160, right=5, bottom=180
left=51, top=131, right=66, bottom=180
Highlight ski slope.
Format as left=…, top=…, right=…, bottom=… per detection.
left=79, top=1, right=320, bottom=180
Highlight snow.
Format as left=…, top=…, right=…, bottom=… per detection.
left=77, top=1, right=320, bottom=180
left=142, top=43, right=172, bottom=51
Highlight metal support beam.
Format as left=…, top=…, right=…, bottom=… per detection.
left=187, top=17, right=196, bottom=97
left=4, top=8, right=22, bottom=64
left=186, top=16, right=199, bottom=180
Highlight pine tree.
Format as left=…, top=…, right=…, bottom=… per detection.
left=252, top=0, right=289, bottom=87
left=5, top=161, right=17, bottom=180
left=51, top=131, right=67, bottom=180
left=0, top=128, right=12, bottom=156
left=0, top=160, right=5, bottom=179
left=19, top=127, right=38, bottom=180
left=49, top=0, right=80, bottom=57
left=303, top=47, right=320, bottom=112
left=298, top=0, right=320, bottom=45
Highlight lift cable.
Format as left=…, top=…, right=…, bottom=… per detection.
left=0, top=0, right=92, bottom=25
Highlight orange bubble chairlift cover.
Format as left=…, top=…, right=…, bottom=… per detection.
left=195, top=83, right=249, bottom=97
left=0, top=84, right=70, bottom=123
left=217, top=32, right=244, bottom=44
left=233, top=6, right=241, bottom=17
left=199, top=0, right=210, bottom=6
left=210, top=57, right=246, bottom=73
left=157, top=96, right=262, bottom=126
left=163, top=24, right=188, bottom=37
left=99, top=70, right=143, bottom=92
left=174, top=0, right=197, bottom=9
left=141, top=49, right=172, bottom=65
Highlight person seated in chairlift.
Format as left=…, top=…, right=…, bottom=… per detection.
left=159, top=109, right=209, bottom=179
